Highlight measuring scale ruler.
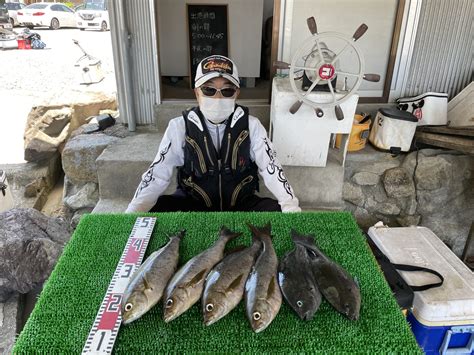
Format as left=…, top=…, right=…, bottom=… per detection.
left=82, top=217, right=156, bottom=354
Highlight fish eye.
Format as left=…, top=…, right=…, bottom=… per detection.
left=296, top=300, right=303, bottom=308
left=205, top=304, right=214, bottom=312
left=253, top=312, right=261, bottom=321
left=124, top=303, right=133, bottom=312
left=165, top=299, right=174, bottom=308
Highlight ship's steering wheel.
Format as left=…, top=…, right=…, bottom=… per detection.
left=274, top=17, right=380, bottom=120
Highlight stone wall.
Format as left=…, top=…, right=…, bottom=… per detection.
left=343, top=148, right=474, bottom=256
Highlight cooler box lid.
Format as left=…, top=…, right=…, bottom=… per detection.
left=368, top=224, right=474, bottom=326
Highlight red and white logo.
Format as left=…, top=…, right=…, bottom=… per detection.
left=414, top=108, right=423, bottom=120
left=319, top=64, right=335, bottom=80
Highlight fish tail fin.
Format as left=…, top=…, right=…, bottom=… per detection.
left=168, top=229, right=186, bottom=240
left=176, top=229, right=186, bottom=240
left=219, top=225, right=242, bottom=242
left=246, top=222, right=272, bottom=240
left=291, top=229, right=316, bottom=249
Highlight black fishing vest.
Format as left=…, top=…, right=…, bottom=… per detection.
left=177, top=105, right=259, bottom=210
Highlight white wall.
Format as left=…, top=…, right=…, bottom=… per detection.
left=282, top=0, right=399, bottom=97
left=157, top=0, right=264, bottom=78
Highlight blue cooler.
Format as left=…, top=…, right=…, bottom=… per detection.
left=368, top=224, right=474, bottom=355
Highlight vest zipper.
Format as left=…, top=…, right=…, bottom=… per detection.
left=203, top=136, right=214, bottom=166
left=186, top=136, right=207, bottom=174
left=232, top=130, right=249, bottom=170
left=230, top=175, right=254, bottom=207
left=224, top=133, right=231, bottom=163
left=218, top=159, right=223, bottom=211
left=183, top=177, right=212, bottom=207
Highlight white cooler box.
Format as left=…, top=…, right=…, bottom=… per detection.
left=396, top=92, right=448, bottom=126
left=0, top=170, right=14, bottom=212
left=368, top=224, right=474, bottom=355
left=369, top=108, right=418, bottom=153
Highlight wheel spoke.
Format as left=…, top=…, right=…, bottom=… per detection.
left=330, top=43, right=350, bottom=65
left=302, top=78, right=321, bottom=96
left=336, top=71, right=359, bottom=78
left=327, top=80, right=336, bottom=103
left=314, top=39, right=326, bottom=63
left=293, top=65, right=320, bottom=72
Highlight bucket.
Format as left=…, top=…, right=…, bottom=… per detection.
left=17, top=39, right=25, bottom=49
left=335, top=114, right=371, bottom=152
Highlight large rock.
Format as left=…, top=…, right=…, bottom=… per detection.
left=0, top=208, right=71, bottom=302
left=0, top=293, right=21, bottom=355
left=64, top=182, right=99, bottom=210
left=383, top=167, right=415, bottom=198
left=342, top=182, right=365, bottom=207
left=62, top=133, right=119, bottom=184
left=352, top=172, right=379, bottom=186
left=24, top=107, right=72, bottom=162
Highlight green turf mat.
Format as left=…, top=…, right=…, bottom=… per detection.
left=13, top=212, right=421, bottom=354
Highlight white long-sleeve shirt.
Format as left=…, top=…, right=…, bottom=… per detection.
left=126, top=112, right=301, bottom=213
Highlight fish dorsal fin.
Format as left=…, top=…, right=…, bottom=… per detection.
left=184, top=269, right=208, bottom=288
left=267, top=276, right=277, bottom=298
left=225, top=245, right=247, bottom=256
left=226, top=274, right=244, bottom=293
left=246, top=222, right=272, bottom=239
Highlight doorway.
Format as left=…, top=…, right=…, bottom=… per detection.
left=155, top=0, right=279, bottom=102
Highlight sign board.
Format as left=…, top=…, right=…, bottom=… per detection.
left=187, top=4, right=229, bottom=88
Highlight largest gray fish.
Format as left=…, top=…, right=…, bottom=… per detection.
left=163, top=226, right=241, bottom=323
left=278, top=238, right=322, bottom=321
left=245, top=223, right=282, bottom=333
left=121, top=230, right=185, bottom=325
left=292, top=230, right=361, bottom=321
left=202, top=235, right=262, bottom=326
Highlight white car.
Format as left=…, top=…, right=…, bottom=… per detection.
left=17, top=2, right=76, bottom=30
left=76, top=0, right=109, bottom=31
left=5, top=2, right=25, bottom=27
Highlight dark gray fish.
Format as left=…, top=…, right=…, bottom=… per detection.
left=278, top=242, right=322, bottom=321
left=202, top=237, right=262, bottom=326
left=163, top=226, right=241, bottom=323
left=245, top=223, right=282, bottom=333
left=122, top=230, right=185, bottom=324
left=292, top=230, right=361, bottom=321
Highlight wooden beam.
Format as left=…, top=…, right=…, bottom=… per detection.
left=418, top=126, right=474, bottom=137
left=415, top=131, right=474, bottom=155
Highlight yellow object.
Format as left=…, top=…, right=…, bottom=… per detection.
left=335, top=114, right=371, bottom=152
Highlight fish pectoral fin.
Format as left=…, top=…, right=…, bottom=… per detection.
left=143, top=276, right=153, bottom=291
left=266, top=276, right=277, bottom=298
left=226, top=274, right=244, bottom=293
left=184, top=269, right=208, bottom=288
left=324, top=286, right=340, bottom=303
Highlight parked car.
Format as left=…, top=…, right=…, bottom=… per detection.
left=0, top=0, right=12, bottom=30
left=5, top=2, right=25, bottom=27
left=17, top=2, right=76, bottom=30
left=76, top=0, right=109, bottom=31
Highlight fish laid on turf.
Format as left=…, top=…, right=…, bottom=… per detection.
left=278, top=239, right=322, bottom=321
left=163, top=226, right=241, bottom=323
left=122, top=230, right=186, bottom=325
left=202, top=236, right=262, bottom=326
left=245, top=223, right=282, bottom=333
left=292, top=230, right=361, bottom=321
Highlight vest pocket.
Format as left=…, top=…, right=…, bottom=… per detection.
left=186, top=136, right=207, bottom=174
left=231, top=130, right=249, bottom=171
left=230, top=175, right=254, bottom=207
left=183, top=176, right=212, bottom=208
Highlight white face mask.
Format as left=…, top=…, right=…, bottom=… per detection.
left=199, top=96, right=235, bottom=124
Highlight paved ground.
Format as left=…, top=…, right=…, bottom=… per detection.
left=0, top=28, right=117, bottom=164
